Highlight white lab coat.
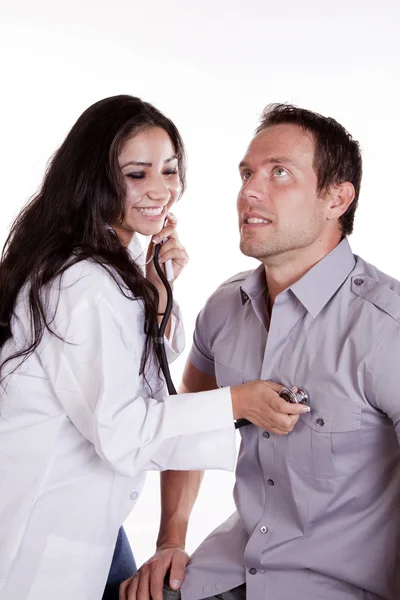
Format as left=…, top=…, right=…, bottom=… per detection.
left=0, top=256, right=236, bottom=600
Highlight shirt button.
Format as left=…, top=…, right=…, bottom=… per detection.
left=130, top=491, right=138, bottom=501
left=267, top=479, right=275, bottom=486
left=316, top=418, right=325, bottom=427
left=240, top=289, right=249, bottom=303
left=262, top=431, right=270, bottom=439
left=354, top=277, right=364, bottom=286
left=260, top=526, right=268, bottom=534
left=249, top=568, right=257, bottom=575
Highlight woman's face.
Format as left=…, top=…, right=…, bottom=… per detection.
left=115, top=126, right=181, bottom=244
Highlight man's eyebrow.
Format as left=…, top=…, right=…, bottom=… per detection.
left=239, top=156, right=298, bottom=169
left=121, top=155, right=178, bottom=169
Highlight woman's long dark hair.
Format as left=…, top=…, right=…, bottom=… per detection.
left=0, top=95, right=186, bottom=384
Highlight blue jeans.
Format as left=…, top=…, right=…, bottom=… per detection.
left=102, top=527, right=136, bottom=600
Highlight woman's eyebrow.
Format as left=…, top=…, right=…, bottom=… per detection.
left=121, top=155, right=178, bottom=169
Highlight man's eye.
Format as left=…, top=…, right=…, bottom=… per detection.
left=241, top=171, right=251, bottom=180
left=273, top=167, right=288, bottom=177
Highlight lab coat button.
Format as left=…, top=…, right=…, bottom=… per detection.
left=260, top=525, right=268, bottom=534
left=249, top=568, right=257, bottom=575
left=267, top=479, right=275, bottom=486
left=130, top=491, right=138, bottom=501
left=316, top=418, right=325, bottom=427
left=262, top=431, right=270, bottom=439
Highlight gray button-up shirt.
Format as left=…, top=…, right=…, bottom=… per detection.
left=181, top=239, right=400, bottom=600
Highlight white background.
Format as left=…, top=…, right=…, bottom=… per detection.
left=1, top=0, right=399, bottom=568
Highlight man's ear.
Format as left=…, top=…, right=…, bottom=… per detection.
left=326, top=181, right=355, bottom=220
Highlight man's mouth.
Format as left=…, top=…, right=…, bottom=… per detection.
left=244, top=217, right=272, bottom=224
left=242, top=213, right=273, bottom=226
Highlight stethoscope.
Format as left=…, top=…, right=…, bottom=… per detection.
left=153, top=243, right=178, bottom=395
left=152, top=244, right=310, bottom=429
left=107, top=223, right=178, bottom=394
left=234, top=387, right=310, bottom=429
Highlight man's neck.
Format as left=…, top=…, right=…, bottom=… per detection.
left=264, top=235, right=342, bottom=310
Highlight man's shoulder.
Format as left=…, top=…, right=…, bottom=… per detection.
left=197, top=269, right=256, bottom=325
left=205, top=269, right=255, bottom=305
left=351, top=256, right=400, bottom=324
left=216, top=270, right=254, bottom=291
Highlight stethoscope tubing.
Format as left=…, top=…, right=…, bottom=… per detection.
left=152, top=244, right=309, bottom=429
left=153, top=243, right=177, bottom=396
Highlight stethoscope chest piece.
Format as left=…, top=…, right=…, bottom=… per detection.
left=279, top=386, right=309, bottom=405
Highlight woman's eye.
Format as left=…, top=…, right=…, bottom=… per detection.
left=163, top=169, right=178, bottom=176
left=126, top=172, right=145, bottom=180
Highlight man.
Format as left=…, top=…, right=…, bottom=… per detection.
left=122, top=104, right=400, bottom=600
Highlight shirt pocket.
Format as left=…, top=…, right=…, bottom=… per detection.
left=214, top=361, right=244, bottom=388
left=288, top=394, right=362, bottom=480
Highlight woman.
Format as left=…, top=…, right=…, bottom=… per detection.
left=0, top=96, right=239, bottom=600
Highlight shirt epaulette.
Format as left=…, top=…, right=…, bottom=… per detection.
left=351, top=274, right=400, bottom=324
left=217, top=270, right=254, bottom=290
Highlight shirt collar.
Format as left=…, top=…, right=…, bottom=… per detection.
left=240, top=263, right=267, bottom=305
left=290, top=238, right=356, bottom=318
left=239, top=238, right=356, bottom=317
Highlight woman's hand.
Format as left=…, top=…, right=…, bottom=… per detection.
left=145, top=213, right=188, bottom=289
left=145, top=214, right=188, bottom=321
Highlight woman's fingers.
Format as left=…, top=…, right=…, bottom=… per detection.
left=152, top=213, right=178, bottom=244
left=158, top=247, right=188, bottom=265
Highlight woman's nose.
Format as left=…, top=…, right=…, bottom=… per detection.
left=146, top=175, right=171, bottom=202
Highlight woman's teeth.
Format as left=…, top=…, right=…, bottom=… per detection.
left=136, top=207, right=164, bottom=216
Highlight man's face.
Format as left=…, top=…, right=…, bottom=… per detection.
left=237, top=123, right=331, bottom=264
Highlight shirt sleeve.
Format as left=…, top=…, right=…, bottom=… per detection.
left=39, top=292, right=235, bottom=479
left=367, top=322, right=400, bottom=444
left=188, top=305, right=216, bottom=377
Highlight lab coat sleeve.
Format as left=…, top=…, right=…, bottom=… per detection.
left=164, top=299, right=185, bottom=363
left=39, top=292, right=236, bottom=479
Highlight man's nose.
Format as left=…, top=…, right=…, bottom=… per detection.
left=240, top=173, right=269, bottom=203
